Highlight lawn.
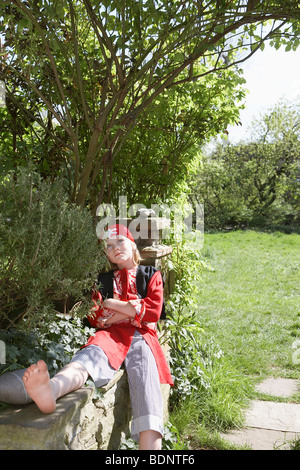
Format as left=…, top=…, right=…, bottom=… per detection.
left=168, top=229, right=300, bottom=449
left=198, top=230, right=300, bottom=382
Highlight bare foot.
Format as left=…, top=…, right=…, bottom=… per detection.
left=22, top=360, right=56, bottom=413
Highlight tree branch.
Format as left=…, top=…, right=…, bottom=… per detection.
left=69, top=0, right=93, bottom=132
left=10, top=0, right=74, bottom=132
left=83, top=0, right=125, bottom=89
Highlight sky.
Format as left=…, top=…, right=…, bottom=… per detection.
left=226, top=44, right=300, bottom=143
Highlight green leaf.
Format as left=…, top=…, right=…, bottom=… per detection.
left=215, top=25, right=224, bottom=34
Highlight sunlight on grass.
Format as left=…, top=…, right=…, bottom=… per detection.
left=167, top=230, right=299, bottom=449
left=198, top=230, right=300, bottom=380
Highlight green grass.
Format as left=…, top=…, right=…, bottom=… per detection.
left=198, top=230, right=300, bottom=381
left=169, top=229, right=300, bottom=450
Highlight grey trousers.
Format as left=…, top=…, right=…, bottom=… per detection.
left=70, top=331, right=164, bottom=441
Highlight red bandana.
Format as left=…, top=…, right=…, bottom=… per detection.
left=103, top=224, right=135, bottom=242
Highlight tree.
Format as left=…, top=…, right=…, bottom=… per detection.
left=1, top=0, right=300, bottom=209
left=190, top=98, right=300, bottom=229
left=108, top=63, right=246, bottom=207
left=250, top=98, right=300, bottom=218
left=250, top=98, right=300, bottom=144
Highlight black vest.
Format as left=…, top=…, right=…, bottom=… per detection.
left=97, top=265, right=166, bottom=320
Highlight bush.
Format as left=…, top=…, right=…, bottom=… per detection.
left=0, top=314, right=95, bottom=376
left=163, top=238, right=213, bottom=406
left=189, top=141, right=300, bottom=230
left=0, top=168, right=106, bottom=329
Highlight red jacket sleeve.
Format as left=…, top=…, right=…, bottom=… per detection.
left=86, top=289, right=103, bottom=328
left=87, top=289, right=114, bottom=328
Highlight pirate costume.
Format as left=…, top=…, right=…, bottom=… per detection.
left=70, top=224, right=173, bottom=441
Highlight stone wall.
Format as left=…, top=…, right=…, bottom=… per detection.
left=0, top=368, right=170, bottom=450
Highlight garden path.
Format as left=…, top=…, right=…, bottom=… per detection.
left=220, top=378, right=300, bottom=450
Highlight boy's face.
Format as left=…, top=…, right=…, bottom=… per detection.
left=105, top=235, right=135, bottom=269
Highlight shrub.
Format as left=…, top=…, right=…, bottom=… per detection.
left=163, top=238, right=212, bottom=406
left=0, top=168, right=106, bottom=329
left=0, top=314, right=95, bottom=376
left=189, top=141, right=300, bottom=230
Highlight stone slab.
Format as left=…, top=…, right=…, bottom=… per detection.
left=221, top=428, right=299, bottom=450
left=140, top=245, right=173, bottom=260
left=0, top=387, right=93, bottom=429
left=246, top=400, right=300, bottom=433
left=255, top=378, right=299, bottom=398
left=0, top=387, right=96, bottom=450
left=221, top=399, right=300, bottom=450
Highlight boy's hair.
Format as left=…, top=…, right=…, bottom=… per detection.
left=133, top=244, right=141, bottom=266
left=108, top=241, right=141, bottom=270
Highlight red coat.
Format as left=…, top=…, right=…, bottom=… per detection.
left=83, top=267, right=174, bottom=386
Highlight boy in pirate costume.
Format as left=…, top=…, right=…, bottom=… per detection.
left=22, top=224, right=173, bottom=450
